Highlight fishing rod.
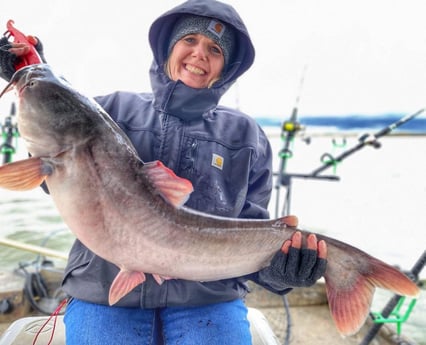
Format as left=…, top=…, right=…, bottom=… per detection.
left=273, top=65, right=309, bottom=345
left=275, top=65, right=352, bottom=218
left=0, top=102, right=19, bottom=164
left=360, top=250, right=425, bottom=345
left=274, top=65, right=308, bottom=218
left=311, top=108, right=426, bottom=176
left=0, top=237, right=68, bottom=260
left=274, top=65, right=339, bottom=345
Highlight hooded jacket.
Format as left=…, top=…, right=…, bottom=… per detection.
left=62, top=0, right=285, bottom=308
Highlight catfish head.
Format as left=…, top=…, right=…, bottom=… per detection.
left=0, top=64, right=102, bottom=158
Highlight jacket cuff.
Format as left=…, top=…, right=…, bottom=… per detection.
left=246, top=272, right=293, bottom=296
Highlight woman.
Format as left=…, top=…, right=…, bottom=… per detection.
left=0, top=1, right=327, bottom=344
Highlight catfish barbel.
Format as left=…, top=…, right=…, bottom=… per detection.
left=0, top=65, right=419, bottom=336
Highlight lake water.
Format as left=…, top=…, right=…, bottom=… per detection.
left=0, top=127, right=425, bottom=343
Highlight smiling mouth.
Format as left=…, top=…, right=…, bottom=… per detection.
left=185, top=64, right=206, bottom=75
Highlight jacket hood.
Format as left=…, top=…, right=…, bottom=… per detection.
left=148, top=0, right=255, bottom=121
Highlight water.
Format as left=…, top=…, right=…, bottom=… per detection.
left=0, top=123, right=425, bottom=343
left=256, top=111, right=426, bottom=134
left=0, top=189, right=74, bottom=269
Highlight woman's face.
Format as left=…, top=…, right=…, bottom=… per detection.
left=167, top=33, right=225, bottom=88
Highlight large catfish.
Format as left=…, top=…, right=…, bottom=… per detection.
left=0, top=65, right=419, bottom=336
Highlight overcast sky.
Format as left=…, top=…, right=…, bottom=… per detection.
left=1, top=0, right=425, bottom=119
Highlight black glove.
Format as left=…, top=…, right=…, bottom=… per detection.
left=33, top=38, right=47, bottom=63
left=0, top=36, right=47, bottom=81
left=257, top=246, right=327, bottom=291
left=0, top=37, right=17, bottom=81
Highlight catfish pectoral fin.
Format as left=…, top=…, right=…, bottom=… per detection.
left=0, top=157, right=50, bottom=191
left=142, top=160, right=193, bottom=207
left=109, top=269, right=147, bottom=305
left=325, top=255, right=420, bottom=336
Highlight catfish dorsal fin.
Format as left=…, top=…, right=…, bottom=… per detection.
left=143, top=160, right=193, bottom=207
left=0, top=157, right=49, bottom=191
left=278, top=215, right=299, bottom=228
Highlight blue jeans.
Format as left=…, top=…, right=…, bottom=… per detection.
left=64, top=298, right=252, bottom=345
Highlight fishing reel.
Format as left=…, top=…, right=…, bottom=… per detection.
left=281, top=119, right=303, bottom=134
left=358, top=133, right=381, bottom=149
left=281, top=107, right=304, bottom=135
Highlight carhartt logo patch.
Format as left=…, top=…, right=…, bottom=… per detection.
left=211, top=153, right=224, bottom=170
left=207, top=20, right=225, bottom=39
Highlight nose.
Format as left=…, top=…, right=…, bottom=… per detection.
left=191, top=43, right=208, bottom=60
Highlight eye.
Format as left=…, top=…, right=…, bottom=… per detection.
left=183, top=35, right=196, bottom=44
left=210, top=45, right=223, bottom=56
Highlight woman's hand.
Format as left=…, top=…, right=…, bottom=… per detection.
left=258, top=230, right=327, bottom=291
left=0, top=35, right=46, bottom=81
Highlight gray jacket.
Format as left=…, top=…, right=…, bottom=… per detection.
left=62, top=0, right=286, bottom=308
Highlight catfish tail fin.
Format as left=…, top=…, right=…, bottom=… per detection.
left=324, top=253, right=419, bottom=336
